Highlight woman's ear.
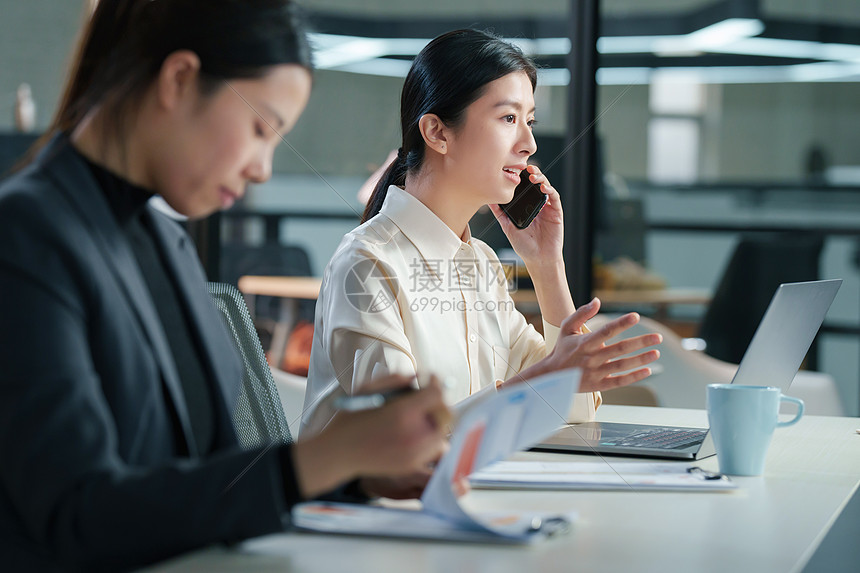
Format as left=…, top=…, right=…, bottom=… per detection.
left=418, top=113, right=449, bottom=155
left=156, top=50, right=202, bottom=111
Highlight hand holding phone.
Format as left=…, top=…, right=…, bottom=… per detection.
left=499, top=168, right=547, bottom=229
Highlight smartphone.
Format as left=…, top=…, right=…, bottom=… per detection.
left=499, top=169, right=547, bottom=229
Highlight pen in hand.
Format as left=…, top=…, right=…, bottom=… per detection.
left=333, top=386, right=417, bottom=412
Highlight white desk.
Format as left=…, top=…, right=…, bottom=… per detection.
left=144, top=406, right=860, bottom=573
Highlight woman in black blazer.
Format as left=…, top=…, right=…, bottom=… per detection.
left=0, top=1, right=449, bottom=571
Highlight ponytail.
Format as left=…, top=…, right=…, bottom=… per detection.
left=15, top=1, right=140, bottom=168
left=362, top=148, right=411, bottom=223
left=54, top=0, right=142, bottom=136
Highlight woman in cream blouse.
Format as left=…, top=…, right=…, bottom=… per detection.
left=301, top=29, right=661, bottom=439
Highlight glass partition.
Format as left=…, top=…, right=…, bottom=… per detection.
left=594, top=0, right=860, bottom=413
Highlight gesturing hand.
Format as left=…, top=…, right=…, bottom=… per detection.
left=510, top=299, right=662, bottom=394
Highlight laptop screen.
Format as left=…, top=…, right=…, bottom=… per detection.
left=732, top=279, right=842, bottom=392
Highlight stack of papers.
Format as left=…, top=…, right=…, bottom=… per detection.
left=293, top=502, right=572, bottom=544
left=470, top=460, right=736, bottom=491
left=293, top=368, right=581, bottom=543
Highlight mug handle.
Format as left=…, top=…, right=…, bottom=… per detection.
left=776, top=395, right=804, bottom=427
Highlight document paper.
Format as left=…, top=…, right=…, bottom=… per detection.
left=470, top=460, right=736, bottom=491
left=292, top=368, right=581, bottom=543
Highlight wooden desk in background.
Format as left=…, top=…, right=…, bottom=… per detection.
left=511, top=287, right=711, bottom=315
left=513, top=287, right=711, bottom=335
left=237, top=276, right=710, bottom=310
left=238, top=276, right=323, bottom=366
left=238, top=275, right=323, bottom=300
left=237, top=276, right=711, bottom=340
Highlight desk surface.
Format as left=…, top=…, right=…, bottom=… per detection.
left=145, top=405, right=860, bottom=573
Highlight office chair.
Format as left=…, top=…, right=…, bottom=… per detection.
left=207, top=282, right=293, bottom=448
left=220, top=242, right=316, bottom=352
left=220, top=242, right=313, bottom=286
left=698, top=232, right=824, bottom=364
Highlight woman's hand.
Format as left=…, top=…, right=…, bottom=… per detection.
left=293, top=374, right=450, bottom=499
left=489, top=164, right=564, bottom=268
left=489, top=165, right=575, bottom=324
left=507, top=299, right=663, bottom=394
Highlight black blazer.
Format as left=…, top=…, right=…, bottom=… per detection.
left=0, top=136, right=297, bottom=571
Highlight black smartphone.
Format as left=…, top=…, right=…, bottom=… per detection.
left=499, top=169, right=547, bottom=229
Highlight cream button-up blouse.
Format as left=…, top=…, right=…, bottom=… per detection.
left=300, top=186, right=600, bottom=437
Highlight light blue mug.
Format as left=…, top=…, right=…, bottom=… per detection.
left=706, top=384, right=804, bottom=476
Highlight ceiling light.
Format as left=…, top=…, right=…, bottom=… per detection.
left=710, top=37, right=860, bottom=62
left=307, top=14, right=860, bottom=85
left=685, top=18, right=765, bottom=49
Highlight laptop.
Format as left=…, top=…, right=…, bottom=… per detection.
left=533, top=279, right=842, bottom=460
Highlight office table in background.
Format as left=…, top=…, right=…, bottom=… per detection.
left=236, top=274, right=710, bottom=329
left=143, top=405, right=860, bottom=573
left=236, top=275, right=711, bottom=310
left=237, top=276, right=322, bottom=366
left=510, top=286, right=711, bottom=326
left=237, top=275, right=322, bottom=300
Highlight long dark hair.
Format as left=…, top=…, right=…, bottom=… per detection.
left=24, top=0, right=312, bottom=165
left=361, top=29, right=537, bottom=223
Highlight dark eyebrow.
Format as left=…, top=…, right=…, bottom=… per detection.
left=260, top=103, right=285, bottom=130
left=493, top=99, right=536, bottom=115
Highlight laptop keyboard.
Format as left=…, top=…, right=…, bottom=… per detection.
left=604, top=428, right=708, bottom=450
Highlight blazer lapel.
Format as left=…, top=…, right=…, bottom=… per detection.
left=38, top=136, right=199, bottom=456
left=145, top=209, right=243, bottom=441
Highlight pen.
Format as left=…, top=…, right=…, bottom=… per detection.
left=333, top=386, right=416, bottom=412
left=526, top=515, right=570, bottom=537
left=687, top=466, right=726, bottom=480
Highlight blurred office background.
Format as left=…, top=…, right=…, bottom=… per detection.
left=2, top=0, right=858, bottom=414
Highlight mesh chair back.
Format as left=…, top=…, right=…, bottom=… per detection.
left=207, top=282, right=292, bottom=447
